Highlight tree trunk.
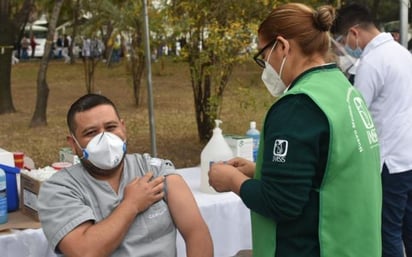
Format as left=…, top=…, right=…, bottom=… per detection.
left=189, top=49, right=215, bottom=143
left=0, top=0, right=15, bottom=114
left=131, top=23, right=145, bottom=107
left=69, top=0, right=80, bottom=65
left=30, top=0, right=64, bottom=127
left=83, top=57, right=98, bottom=93
left=0, top=0, right=33, bottom=114
left=131, top=48, right=145, bottom=107
left=102, top=22, right=113, bottom=60
left=188, top=37, right=233, bottom=143
left=0, top=47, right=15, bottom=114
left=0, top=25, right=15, bottom=114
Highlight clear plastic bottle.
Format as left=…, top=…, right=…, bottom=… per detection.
left=0, top=168, right=8, bottom=224
left=200, top=120, right=234, bottom=194
left=246, top=121, right=260, bottom=162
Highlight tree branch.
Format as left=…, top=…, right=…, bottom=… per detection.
left=13, top=0, right=33, bottom=25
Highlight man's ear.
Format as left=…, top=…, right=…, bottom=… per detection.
left=67, top=135, right=77, bottom=154
left=349, top=26, right=359, bottom=37
left=120, top=119, right=127, bottom=134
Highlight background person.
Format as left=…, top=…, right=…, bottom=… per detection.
left=30, top=34, right=38, bottom=58
left=20, top=36, right=29, bottom=60
left=56, top=35, right=63, bottom=59
left=333, top=3, right=412, bottom=257
left=37, top=94, right=213, bottom=257
left=62, top=34, right=71, bottom=63
left=209, top=3, right=381, bottom=257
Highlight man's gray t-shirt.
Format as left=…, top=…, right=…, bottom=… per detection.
left=38, top=153, right=177, bottom=257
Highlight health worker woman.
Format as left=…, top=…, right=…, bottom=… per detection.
left=208, top=3, right=382, bottom=257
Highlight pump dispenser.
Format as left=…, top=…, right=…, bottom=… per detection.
left=200, top=119, right=234, bottom=194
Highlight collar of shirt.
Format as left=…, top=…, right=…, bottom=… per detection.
left=362, top=32, right=394, bottom=58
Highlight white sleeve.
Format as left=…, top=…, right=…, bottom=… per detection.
left=353, top=60, right=384, bottom=107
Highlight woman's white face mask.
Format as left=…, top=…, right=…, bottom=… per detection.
left=261, top=41, right=287, bottom=97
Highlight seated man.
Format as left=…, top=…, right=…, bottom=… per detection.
left=38, top=94, right=213, bottom=257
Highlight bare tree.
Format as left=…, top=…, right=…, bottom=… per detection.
left=30, top=0, right=64, bottom=127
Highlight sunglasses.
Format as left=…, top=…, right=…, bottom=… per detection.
left=253, top=38, right=277, bottom=69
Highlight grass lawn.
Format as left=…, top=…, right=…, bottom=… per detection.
left=1, top=57, right=273, bottom=169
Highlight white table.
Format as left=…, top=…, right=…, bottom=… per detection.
left=0, top=167, right=252, bottom=257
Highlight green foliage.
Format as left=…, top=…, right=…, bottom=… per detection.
left=163, top=0, right=275, bottom=141
left=14, top=0, right=406, bottom=133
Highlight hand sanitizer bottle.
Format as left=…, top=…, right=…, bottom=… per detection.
left=200, top=120, right=234, bottom=194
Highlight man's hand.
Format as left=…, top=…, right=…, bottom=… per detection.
left=123, top=172, right=165, bottom=214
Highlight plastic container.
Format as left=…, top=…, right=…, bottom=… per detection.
left=200, top=120, right=234, bottom=194
left=246, top=121, right=260, bottom=162
left=0, top=168, right=7, bottom=224
left=0, top=163, right=20, bottom=212
left=13, top=152, right=24, bottom=169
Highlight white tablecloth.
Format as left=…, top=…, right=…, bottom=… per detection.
left=0, top=167, right=252, bottom=257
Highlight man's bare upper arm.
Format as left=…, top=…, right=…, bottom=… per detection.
left=165, top=174, right=207, bottom=237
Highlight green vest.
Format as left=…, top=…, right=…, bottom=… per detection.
left=252, top=67, right=381, bottom=257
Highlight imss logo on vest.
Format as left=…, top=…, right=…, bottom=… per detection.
left=273, top=139, right=288, bottom=163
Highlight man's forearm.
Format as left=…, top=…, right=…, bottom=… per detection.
left=59, top=200, right=138, bottom=257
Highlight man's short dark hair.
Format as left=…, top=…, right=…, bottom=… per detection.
left=67, top=94, right=120, bottom=134
left=332, top=3, right=376, bottom=36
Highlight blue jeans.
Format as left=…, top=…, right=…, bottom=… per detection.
left=21, top=49, right=29, bottom=59
left=382, top=164, right=412, bottom=257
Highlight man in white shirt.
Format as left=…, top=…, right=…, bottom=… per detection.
left=333, top=3, right=412, bottom=257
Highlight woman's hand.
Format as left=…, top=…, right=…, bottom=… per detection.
left=208, top=162, right=249, bottom=195
left=227, top=157, right=256, bottom=178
